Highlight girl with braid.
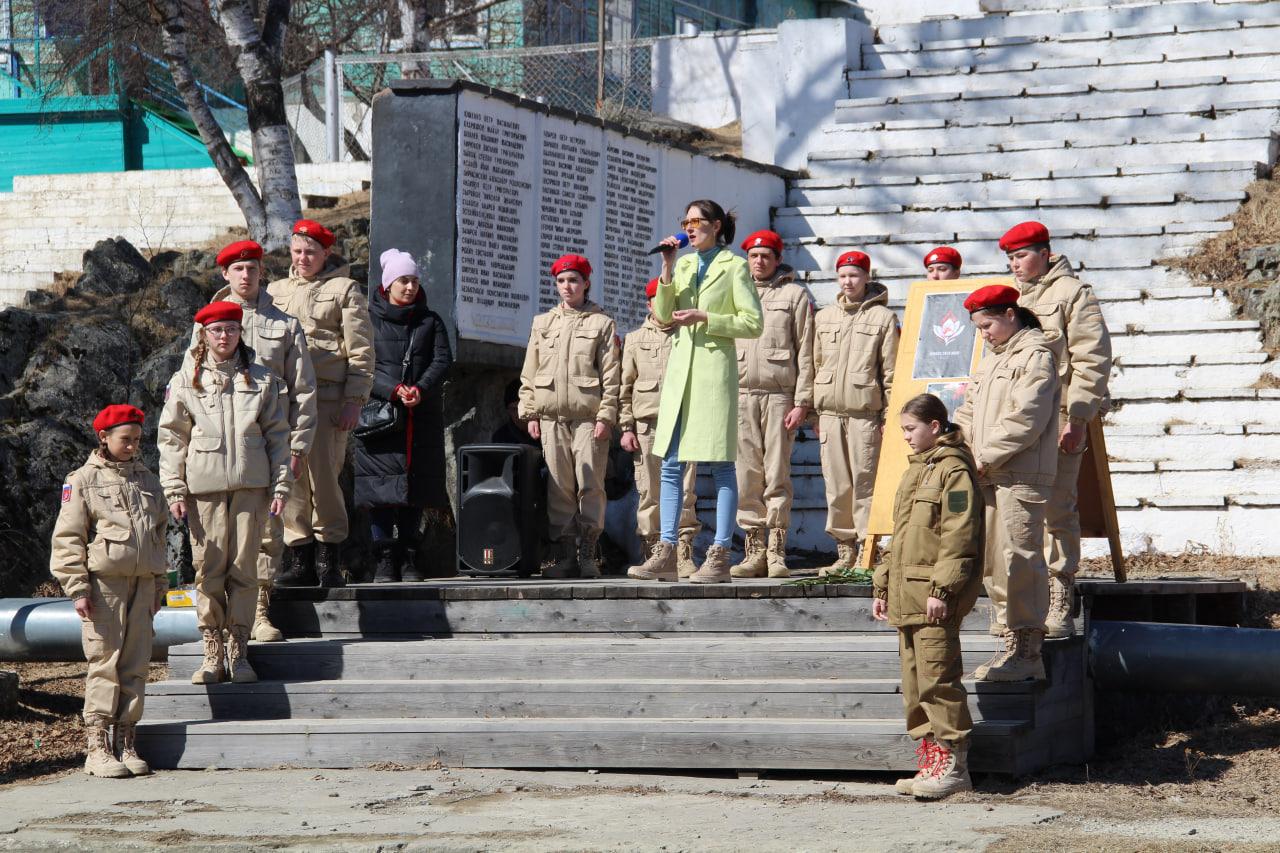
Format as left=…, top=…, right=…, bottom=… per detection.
left=159, top=302, right=292, bottom=684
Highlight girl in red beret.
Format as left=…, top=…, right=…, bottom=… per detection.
left=812, top=250, right=900, bottom=574
left=159, top=304, right=293, bottom=685
left=49, top=405, right=168, bottom=778
left=924, top=247, right=962, bottom=281
left=953, top=285, right=1063, bottom=683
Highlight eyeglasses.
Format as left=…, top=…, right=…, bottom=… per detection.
left=680, top=217, right=709, bottom=229
left=205, top=325, right=241, bottom=338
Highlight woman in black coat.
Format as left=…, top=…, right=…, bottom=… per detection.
left=355, top=248, right=453, bottom=581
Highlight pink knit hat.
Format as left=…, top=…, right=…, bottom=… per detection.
left=380, top=248, right=418, bottom=290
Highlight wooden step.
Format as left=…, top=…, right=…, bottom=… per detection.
left=166, top=634, right=1007, bottom=681
left=133, top=716, right=1033, bottom=773
left=144, top=676, right=1037, bottom=722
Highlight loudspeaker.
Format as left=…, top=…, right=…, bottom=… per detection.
left=456, top=443, right=542, bottom=577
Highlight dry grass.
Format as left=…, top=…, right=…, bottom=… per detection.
left=1166, top=178, right=1280, bottom=285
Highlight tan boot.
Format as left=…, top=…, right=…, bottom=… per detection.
left=676, top=533, right=700, bottom=579
left=226, top=626, right=258, bottom=684
left=690, top=543, right=732, bottom=584
left=895, top=737, right=937, bottom=795
left=912, top=738, right=972, bottom=800
left=190, top=628, right=226, bottom=685
left=577, top=534, right=602, bottom=579
left=766, top=528, right=790, bottom=578
left=628, top=539, right=677, bottom=581
left=542, top=538, right=578, bottom=579
left=972, top=629, right=1015, bottom=681
left=980, top=628, right=1046, bottom=682
left=818, top=540, right=857, bottom=577
left=1045, top=574, right=1076, bottom=639
left=113, top=723, right=151, bottom=776
left=83, top=720, right=129, bottom=778
left=251, top=585, right=284, bottom=642
left=730, top=528, right=767, bottom=578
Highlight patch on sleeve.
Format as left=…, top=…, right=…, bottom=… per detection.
left=61, top=483, right=73, bottom=503
left=947, top=490, right=968, bottom=513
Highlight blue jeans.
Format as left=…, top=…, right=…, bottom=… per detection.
left=661, top=415, right=737, bottom=547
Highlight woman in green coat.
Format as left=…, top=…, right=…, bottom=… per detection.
left=627, top=199, right=763, bottom=584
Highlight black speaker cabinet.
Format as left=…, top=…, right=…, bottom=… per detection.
left=456, top=443, right=542, bottom=577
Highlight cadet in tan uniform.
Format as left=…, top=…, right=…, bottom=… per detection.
left=1001, top=222, right=1112, bottom=640
left=189, top=240, right=317, bottom=642
left=729, top=229, right=814, bottom=579
left=813, top=251, right=899, bottom=572
left=51, top=405, right=168, bottom=779
left=874, top=393, right=984, bottom=800
left=924, top=246, right=963, bottom=281
left=518, top=254, right=622, bottom=578
left=620, top=278, right=701, bottom=576
left=954, top=285, right=1062, bottom=682
left=268, top=220, right=373, bottom=587
left=159, top=302, right=292, bottom=685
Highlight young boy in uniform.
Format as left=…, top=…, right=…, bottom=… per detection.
left=268, top=220, right=374, bottom=588
left=620, top=278, right=701, bottom=576
left=924, top=246, right=963, bottom=281
left=729, top=230, right=814, bottom=579
left=190, top=240, right=317, bottom=641
left=51, top=405, right=169, bottom=778
left=1001, top=222, right=1112, bottom=638
left=518, top=254, right=621, bottom=578
left=813, top=251, right=899, bottom=572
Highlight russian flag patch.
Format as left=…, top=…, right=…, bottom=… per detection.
left=61, top=483, right=73, bottom=503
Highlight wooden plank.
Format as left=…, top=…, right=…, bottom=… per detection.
left=135, top=718, right=1026, bottom=773
left=144, top=677, right=1036, bottom=723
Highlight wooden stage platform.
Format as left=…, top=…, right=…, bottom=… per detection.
left=137, top=575, right=1247, bottom=776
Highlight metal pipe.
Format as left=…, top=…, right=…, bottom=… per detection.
left=1090, top=620, right=1280, bottom=696
left=324, top=48, right=340, bottom=163
left=0, top=599, right=199, bottom=663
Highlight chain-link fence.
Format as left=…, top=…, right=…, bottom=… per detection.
left=287, top=39, right=656, bottom=163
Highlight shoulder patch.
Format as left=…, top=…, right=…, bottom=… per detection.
left=61, top=483, right=73, bottom=503
left=947, top=490, right=968, bottom=513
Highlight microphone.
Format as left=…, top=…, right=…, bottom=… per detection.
left=646, top=232, right=690, bottom=255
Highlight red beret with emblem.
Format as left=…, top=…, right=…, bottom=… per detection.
left=924, top=246, right=962, bottom=269
left=293, top=219, right=335, bottom=248
left=645, top=278, right=660, bottom=300
left=93, top=404, right=145, bottom=433
left=998, top=221, right=1051, bottom=253
left=194, top=301, right=244, bottom=326
left=551, top=254, right=592, bottom=279
left=836, top=251, right=871, bottom=271
left=739, top=229, right=783, bottom=256
left=216, top=239, right=263, bottom=268
left=963, top=284, right=1022, bottom=314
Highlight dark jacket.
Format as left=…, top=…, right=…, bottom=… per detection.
left=354, top=288, right=453, bottom=509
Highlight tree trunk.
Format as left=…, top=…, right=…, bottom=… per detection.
left=151, top=0, right=269, bottom=239
left=216, top=0, right=302, bottom=249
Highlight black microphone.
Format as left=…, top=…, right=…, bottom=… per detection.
left=646, top=232, right=690, bottom=255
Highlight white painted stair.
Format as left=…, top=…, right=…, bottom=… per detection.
left=0, top=163, right=371, bottom=307
left=773, top=0, right=1280, bottom=556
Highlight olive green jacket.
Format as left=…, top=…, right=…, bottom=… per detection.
left=873, top=431, right=984, bottom=629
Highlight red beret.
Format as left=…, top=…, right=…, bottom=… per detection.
left=551, top=254, right=592, bottom=279
left=740, top=229, right=783, bottom=255
left=293, top=219, right=335, bottom=248
left=964, top=284, right=1021, bottom=313
left=999, top=221, right=1051, bottom=253
left=194, top=301, right=244, bottom=326
left=216, top=240, right=263, bottom=268
left=836, top=251, right=871, bottom=271
left=93, top=404, right=144, bottom=433
left=645, top=278, right=660, bottom=300
left=924, top=246, right=962, bottom=269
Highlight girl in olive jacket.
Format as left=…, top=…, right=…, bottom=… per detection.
left=873, top=393, right=984, bottom=801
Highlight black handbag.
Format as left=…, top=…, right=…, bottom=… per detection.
left=354, top=326, right=419, bottom=440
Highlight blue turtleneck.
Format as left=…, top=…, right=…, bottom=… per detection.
left=695, top=245, right=721, bottom=289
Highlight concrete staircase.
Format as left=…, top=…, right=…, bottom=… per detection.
left=137, top=583, right=1089, bottom=774
left=0, top=164, right=371, bottom=307
left=775, top=0, right=1280, bottom=556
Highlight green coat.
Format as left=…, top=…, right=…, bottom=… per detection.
left=653, top=248, right=764, bottom=462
